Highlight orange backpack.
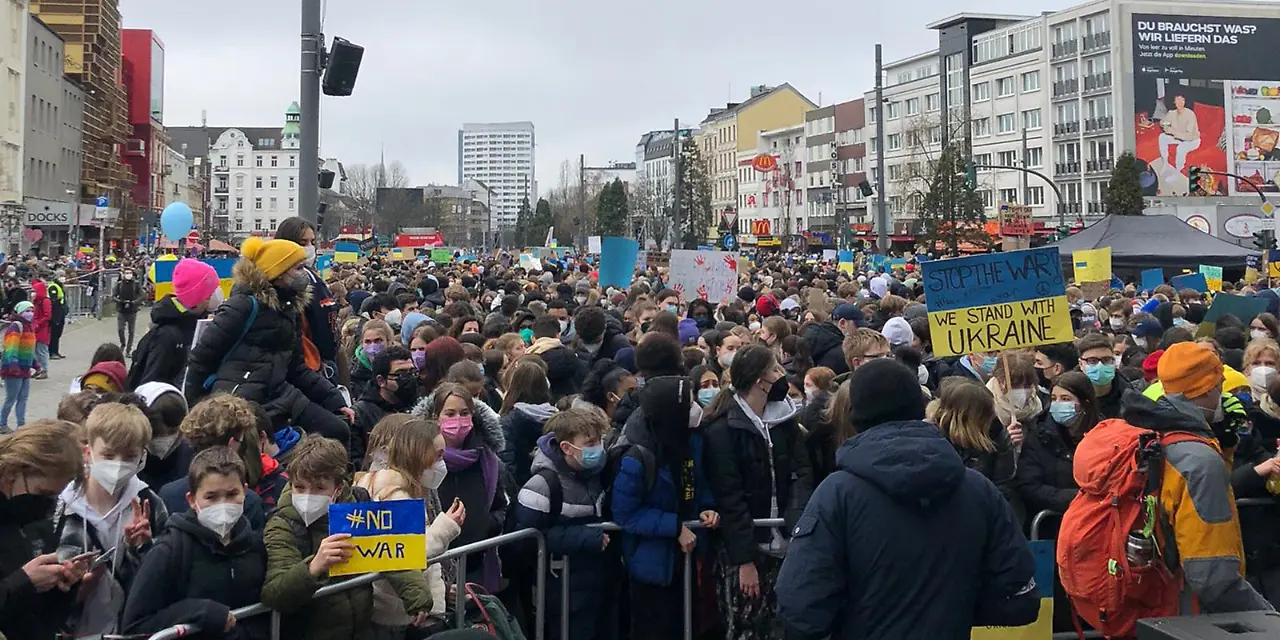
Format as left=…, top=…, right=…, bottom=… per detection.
left=1055, top=418, right=1212, bottom=638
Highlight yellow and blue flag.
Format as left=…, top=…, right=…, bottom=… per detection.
left=334, top=241, right=361, bottom=264
left=971, top=540, right=1054, bottom=639
left=328, top=499, right=427, bottom=577
left=838, top=250, right=854, bottom=276
left=153, top=257, right=235, bottom=302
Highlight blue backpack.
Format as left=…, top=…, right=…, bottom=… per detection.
left=202, top=297, right=259, bottom=391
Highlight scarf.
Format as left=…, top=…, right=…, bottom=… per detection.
left=442, top=444, right=502, bottom=591
left=985, top=377, right=1043, bottom=427
left=1262, top=393, right=1280, bottom=421
left=526, top=336, right=563, bottom=356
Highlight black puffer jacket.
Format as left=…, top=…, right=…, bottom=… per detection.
left=128, top=295, right=203, bottom=389
left=0, top=494, right=72, bottom=640
left=704, top=396, right=814, bottom=566
left=185, top=257, right=345, bottom=423
left=799, top=391, right=839, bottom=485
left=1013, top=412, right=1080, bottom=517
left=802, top=322, right=848, bottom=376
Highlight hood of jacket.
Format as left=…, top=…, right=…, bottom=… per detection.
left=532, top=433, right=573, bottom=476
left=231, top=256, right=312, bottom=312
left=166, top=508, right=257, bottom=553
left=802, top=321, right=845, bottom=360
left=526, top=336, right=564, bottom=356
left=837, top=420, right=966, bottom=508
left=1119, top=388, right=1214, bottom=438
left=31, top=280, right=47, bottom=301
left=151, top=294, right=200, bottom=326
left=515, top=402, right=558, bottom=424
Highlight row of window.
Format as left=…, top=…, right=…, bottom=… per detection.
left=221, top=196, right=296, bottom=212
left=972, top=22, right=1043, bottom=65
left=217, top=174, right=297, bottom=190
left=1055, top=140, right=1115, bottom=163
left=217, top=154, right=297, bottom=169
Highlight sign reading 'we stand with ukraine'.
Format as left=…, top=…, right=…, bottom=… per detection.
left=921, top=247, right=1074, bottom=358
left=328, top=499, right=427, bottom=577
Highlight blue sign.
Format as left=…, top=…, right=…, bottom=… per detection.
left=1140, top=268, right=1164, bottom=292
left=1170, top=272, right=1208, bottom=293
left=721, top=232, right=737, bottom=251
left=95, top=196, right=109, bottom=208
left=921, top=247, right=1067, bottom=313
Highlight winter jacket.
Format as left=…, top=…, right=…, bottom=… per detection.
left=802, top=322, right=848, bottom=376
left=127, top=295, right=204, bottom=389
left=946, top=419, right=1024, bottom=525
left=703, top=395, right=814, bottom=566
left=300, top=266, right=339, bottom=362
left=514, top=434, right=618, bottom=639
left=139, top=440, right=194, bottom=491
left=51, top=479, right=169, bottom=636
left=120, top=510, right=269, bottom=639
left=775, top=421, right=1040, bottom=640
left=47, top=281, right=66, bottom=324
left=610, top=409, right=715, bottom=586
left=113, top=277, right=143, bottom=316
left=798, top=391, right=839, bottom=485
left=185, top=257, right=345, bottom=426
left=254, top=454, right=288, bottom=513
left=351, top=381, right=408, bottom=468
left=1014, top=412, right=1080, bottom=517
left=438, top=428, right=507, bottom=592
left=1231, top=401, right=1280, bottom=584
left=158, top=476, right=268, bottom=531
left=501, top=402, right=559, bottom=488
left=261, top=484, right=432, bottom=639
left=1117, top=390, right=1273, bottom=613
left=1095, top=373, right=1130, bottom=420
left=0, top=492, right=74, bottom=640
left=30, top=281, right=50, bottom=344
left=0, top=317, right=36, bottom=378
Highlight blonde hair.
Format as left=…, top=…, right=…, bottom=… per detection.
left=365, top=414, right=441, bottom=499
left=0, top=419, right=85, bottom=488
left=878, top=294, right=908, bottom=317
left=361, top=319, right=394, bottom=344
left=181, top=393, right=256, bottom=451
left=1244, top=338, right=1280, bottom=370
left=842, top=328, right=889, bottom=363
left=85, top=403, right=152, bottom=455
left=931, top=378, right=998, bottom=453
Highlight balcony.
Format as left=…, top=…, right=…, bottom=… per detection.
left=1084, top=116, right=1114, bottom=133
left=1054, top=121, right=1081, bottom=138
left=1057, top=201, right=1084, bottom=214
left=1056, top=161, right=1082, bottom=176
left=1052, top=79, right=1080, bottom=99
left=1086, top=157, right=1115, bottom=173
left=1082, top=31, right=1112, bottom=52
left=214, top=185, right=229, bottom=195
left=1051, top=40, right=1079, bottom=60
left=1083, top=72, right=1113, bottom=94
left=214, top=208, right=229, bottom=218
left=213, top=164, right=230, bottom=173
left=1087, top=201, right=1108, bottom=214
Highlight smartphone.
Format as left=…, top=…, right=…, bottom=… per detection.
left=67, top=550, right=101, bottom=564
left=89, top=547, right=115, bottom=570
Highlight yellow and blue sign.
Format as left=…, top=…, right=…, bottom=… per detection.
left=838, top=250, right=854, bottom=275
left=1071, top=247, right=1111, bottom=283
left=922, top=247, right=1073, bottom=358
left=1198, top=264, right=1223, bottom=292
left=153, top=257, right=236, bottom=302
left=334, top=241, right=361, bottom=264
left=971, top=540, right=1054, bottom=639
left=315, top=254, right=334, bottom=280
left=328, top=499, right=426, bottom=577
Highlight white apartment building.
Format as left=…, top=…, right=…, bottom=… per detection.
left=738, top=123, right=806, bottom=242
left=206, top=103, right=304, bottom=239
left=160, top=144, right=197, bottom=212
left=0, top=0, right=28, bottom=249
left=457, top=122, right=535, bottom=239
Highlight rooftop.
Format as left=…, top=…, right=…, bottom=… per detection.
left=926, top=12, right=1035, bottom=30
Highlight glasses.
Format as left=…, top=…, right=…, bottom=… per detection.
left=1082, top=356, right=1116, bottom=366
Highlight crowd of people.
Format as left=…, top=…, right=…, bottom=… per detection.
left=0, top=216, right=1278, bottom=640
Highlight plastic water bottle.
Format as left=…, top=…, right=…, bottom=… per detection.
left=1266, top=439, right=1280, bottom=496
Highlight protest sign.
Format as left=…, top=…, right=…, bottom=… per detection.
left=1203, top=293, right=1269, bottom=325
left=598, top=237, right=639, bottom=289
left=1198, top=265, right=1223, bottom=292
left=921, top=247, right=1073, bottom=358
left=1170, top=272, right=1208, bottom=293
left=971, top=540, right=1055, bottom=640
left=668, top=249, right=739, bottom=302
left=518, top=254, right=541, bottom=271
left=588, top=236, right=602, bottom=254
left=1140, top=268, right=1164, bottom=292
left=153, top=257, right=235, bottom=302
left=315, top=253, right=333, bottom=280
left=838, top=250, right=854, bottom=275
left=334, top=241, right=361, bottom=264
left=430, top=248, right=453, bottom=263
left=328, top=499, right=427, bottom=576
left=822, top=249, right=838, bottom=262
left=1072, top=248, right=1111, bottom=283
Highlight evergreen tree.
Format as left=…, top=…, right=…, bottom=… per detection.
left=515, top=196, right=534, bottom=246
left=1105, top=151, right=1146, bottom=215
left=919, top=144, right=990, bottom=256
left=596, top=179, right=629, bottom=237
left=678, top=140, right=713, bottom=250
left=531, top=197, right=554, bottom=246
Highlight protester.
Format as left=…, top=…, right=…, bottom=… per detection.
left=1, top=301, right=38, bottom=429
left=1015, top=371, right=1098, bottom=518
left=113, top=267, right=144, bottom=356
left=30, top=279, right=51, bottom=379
left=128, top=258, right=222, bottom=389
left=275, top=218, right=341, bottom=384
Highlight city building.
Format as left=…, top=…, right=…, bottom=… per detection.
left=30, top=0, right=131, bottom=238
left=160, top=144, right=198, bottom=214
left=805, top=98, right=868, bottom=242
left=457, top=121, right=535, bottom=244
left=422, top=180, right=492, bottom=247
left=24, top=13, right=85, bottom=256
left=1, top=1, right=28, bottom=254
left=737, top=123, right=805, bottom=250
left=633, top=128, right=695, bottom=245
left=121, top=28, right=167, bottom=242
left=695, top=84, right=817, bottom=223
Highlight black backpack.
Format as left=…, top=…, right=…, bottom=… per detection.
left=500, top=469, right=562, bottom=582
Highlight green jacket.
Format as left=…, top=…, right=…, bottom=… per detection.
left=260, top=485, right=433, bottom=640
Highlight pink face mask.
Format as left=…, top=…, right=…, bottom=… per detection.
left=440, top=415, right=473, bottom=443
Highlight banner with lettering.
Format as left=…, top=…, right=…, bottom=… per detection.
left=921, top=247, right=1073, bottom=358
left=328, top=499, right=427, bottom=576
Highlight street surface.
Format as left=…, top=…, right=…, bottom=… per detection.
left=28, top=314, right=152, bottom=421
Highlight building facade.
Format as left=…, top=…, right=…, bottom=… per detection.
left=424, top=181, right=491, bottom=247
left=1, top=0, right=28, bottom=253
left=738, top=123, right=805, bottom=249
left=805, top=98, right=868, bottom=240
left=457, top=121, right=534, bottom=243
left=121, top=28, right=166, bottom=237
left=633, top=128, right=694, bottom=246
left=24, top=13, right=84, bottom=255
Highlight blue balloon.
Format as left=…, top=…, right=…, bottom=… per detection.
left=160, top=202, right=194, bottom=241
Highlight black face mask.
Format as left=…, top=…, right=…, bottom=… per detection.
left=766, top=377, right=790, bottom=403
left=1036, top=367, right=1052, bottom=390
left=2, top=492, right=56, bottom=526
left=390, top=373, right=420, bottom=407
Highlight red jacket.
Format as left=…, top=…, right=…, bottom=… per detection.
left=31, top=281, right=51, bottom=344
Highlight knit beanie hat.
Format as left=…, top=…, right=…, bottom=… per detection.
left=13, top=301, right=32, bottom=314
left=172, top=259, right=220, bottom=308
left=1158, top=342, right=1223, bottom=398
left=848, top=359, right=925, bottom=430
left=240, top=237, right=305, bottom=281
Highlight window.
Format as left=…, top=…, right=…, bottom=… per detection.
left=887, top=133, right=902, bottom=150
left=269, top=176, right=278, bottom=189
left=269, top=197, right=277, bottom=210
left=998, top=150, right=1018, bottom=166
left=905, top=98, right=920, bottom=116
left=269, top=218, right=277, bottom=230
left=235, top=197, right=244, bottom=211
left=886, top=102, right=901, bottom=119
left=289, top=156, right=296, bottom=167
left=270, top=155, right=279, bottom=167
left=254, top=197, right=263, bottom=210
left=979, top=190, right=995, bottom=208
left=972, top=118, right=992, bottom=137
left=236, top=155, right=245, bottom=167
left=999, top=188, right=1019, bottom=203
left=288, top=197, right=295, bottom=210
left=996, top=76, right=1015, bottom=97
left=255, top=156, right=263, bottom=167
left=1022, top=71, right=1040, bottom=92
left=869, top=106, right=877, bottom=124
left=1086, top=97, right=1112, bottom=119
left=888, top=164, right=904, bottom=180
left=1027, top=186, right=1045, bottom=205
left=1027, top=147, right=1044, bottom=168
left=972, top=82, right=991, bottom=102
left=255, top=177, right=262, bottom=189
left=235, top=220, right=243, bottom=232
left=1056, top=101, right=1080, bottom=123
left=1021, top=108, right=1042, bottom=130
left=997, top=113, right=1016, bottom=134
left=929, top=126, right=942, bottom=145
left=218, top=155, right=227, bottom=167
left=925, top=93, right=940, bottom=112
left=255, top=219, right=262, bottom=231
left=974, top=152, right=993, bottom=169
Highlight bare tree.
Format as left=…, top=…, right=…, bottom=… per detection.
left=545, top=159, right=605, bottom=247
left=630, top=175, right=673, bottom=248
left=342, top=164, right=379, bottom=229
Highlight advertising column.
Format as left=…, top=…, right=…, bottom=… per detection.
left=1131, top=14, right=1280, bottom=197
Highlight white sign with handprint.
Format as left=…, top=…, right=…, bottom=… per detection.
left=668, top=249, right=739, bottom=303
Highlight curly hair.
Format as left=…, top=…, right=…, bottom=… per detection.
left=180, top=393, right=257, bottom=451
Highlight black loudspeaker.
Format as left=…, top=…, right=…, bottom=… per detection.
left=322, top=37, right=364, bottom=97
left=318, top=169, right=335, bottom=190
left=857, top=179, right=874, bottom=198
left=1137, top=611, right=1280, bottom=639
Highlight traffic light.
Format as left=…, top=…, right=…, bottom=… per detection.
left=1253, top=230, right=1276, bottom=251
left=1188, top=166, right=1202, bottom=194
left=964, top=161, right=977, bottom=191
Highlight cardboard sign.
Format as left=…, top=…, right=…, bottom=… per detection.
left=1198, top=265, right=1223, bottom=292
left=970, top=540, right=1055, bottom=639
left=587, top=236, right=602, bottom=254
left=1140, top=268, right=1164, bottom=292
left=1171, top=273, right=1208, bottom=293
left=430, top=248, right=454, bottom=264
left=328, top=499, right=427, bottom=576
left=668, top=249, right=739, bottom=302
left=153, top=258, right=235, bottom=302
left=921, top=247, right=1073, bottom=358
left=1072, top=248, right=1111, bottom=284
left=1202, top=293, right=1269, bottom=325
left=598, top=237, right=639, bottom=289
left=838, top=250, right=854, bottom=275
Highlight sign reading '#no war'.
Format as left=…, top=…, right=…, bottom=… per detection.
left=921, top=247, right=1074, bottom=358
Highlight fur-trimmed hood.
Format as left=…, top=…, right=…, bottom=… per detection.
left=232, top=257, right=312, bottom=311
left=411, top=394, right=506, bottom=453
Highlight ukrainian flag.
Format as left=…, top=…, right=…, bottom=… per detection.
left=334, top=241, right=361, bottom=264
left=1071, top=247, right=1111, bottom=283
left=971, top=540, right=1054, bottom=639
left=153, top=257, right=236, bottom=302
left=838, top=250, right=855, bottom=276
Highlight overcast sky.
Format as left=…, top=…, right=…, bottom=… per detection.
left=121, top=0, right=1068, bottom=192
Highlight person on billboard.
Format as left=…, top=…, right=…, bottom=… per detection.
left=1159, top=94, right=1202, bottom=180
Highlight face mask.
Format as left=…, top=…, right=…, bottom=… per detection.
left=2, top=491, right=55, bottom=525
left=391, top=373, right=419, bottom=406
left=1081, top=315, right=1097, bottom=325
left=363, top=342, right=384, bottom=360
left=1008, top=388, right=1033, bottom=409
left=411, top=350, right=426, bottom=370
left=1134, top=336, right=1148, bottom=350
left=1109, top=317, right=1125, bottom=330
left=1250, top=366, right=1276, bottom=396
left=440, top=415, right=473, bottom=443
left=575, top=295, right=588, bottom=306
left=697, top=388, right=718, bottom=407
left=917, top=364, right=930, bottom=386
left=420, top=458, right=448, bottom=490
left=197, top=502, right=243, bottom=538
left=208, top=287, right=225, bottom=309
left=748, top=321, right=761, bottom=331
left=90, top=456, right=141, bottom=495
left=304, top=245, right=317, bottom=267
left=976, top=355, right=997, bottom=375
left=803, top=385, right=819, bottom=399
left=1049, top=400, right=1078, bottom=425
left=559, top=319, right=570, bottom=334
left=1085, top=363, right=1116, bottom=386
left=369, top=450, right=390, bottom=471
left=293, top=492, right=332, bottom=527
left=766, top=376, right=790, bottom=403
left=1252, top=329, right=1270, bottom=341
left=576, top=445, right=606, bottom=471
left=718, top=351, right=736, bottom=368
left=123, top=273, right=134, bottom=281
left=664, top=304, right=678, bottom=314
left=19, top=310, right=33, bottom=322
left=147, top=434, right=182, bottom=459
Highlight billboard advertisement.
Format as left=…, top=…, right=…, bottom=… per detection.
left=1131, top=14, right=1280, bottom=197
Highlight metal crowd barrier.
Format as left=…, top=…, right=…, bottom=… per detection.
left=147, top=527, right=548, bottom=640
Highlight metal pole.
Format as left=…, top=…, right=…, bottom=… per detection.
left=535, top=533, right=548, bottom=640
left=1020, top=127, right=1029, bottom=204
left=559, top=555, right=571, bottom=640
left=682, top=549, right=694, bottom=640
left=673, top=118, right=682, bottom=250
left=874, top=44, right=889, bottom=253
left=454, top=554, right=468, bottom=629
left=299, top=0, right=323, bottom=223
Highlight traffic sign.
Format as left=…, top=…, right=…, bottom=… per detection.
left=1262, top=201, right=1275, bottom=216
left=721, top=210, right=738, bottom=229
left=95, top=195, right=108, bottom=208
left=721, top=232, right=738, bottom=251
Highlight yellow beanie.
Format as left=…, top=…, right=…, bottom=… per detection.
left=1158, top=342, right=1224, bottom=399
left=240, top=237, right=306, bottom=281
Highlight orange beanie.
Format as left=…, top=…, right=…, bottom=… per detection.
left=1158, top=342, right=1223, bottom=398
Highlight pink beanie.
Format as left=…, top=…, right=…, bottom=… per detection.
left=172, top=259, right=220, bottom=308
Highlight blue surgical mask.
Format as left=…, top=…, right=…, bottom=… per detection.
left=698, top=388, right=718, bottom=407
left=1085, top=363, right=1116, bottom=386
left=579, top=445, right=605, bottom=471
left=977, top=354, right=997, bottom=375
left=1049, top=400, right=1078, bottom=425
